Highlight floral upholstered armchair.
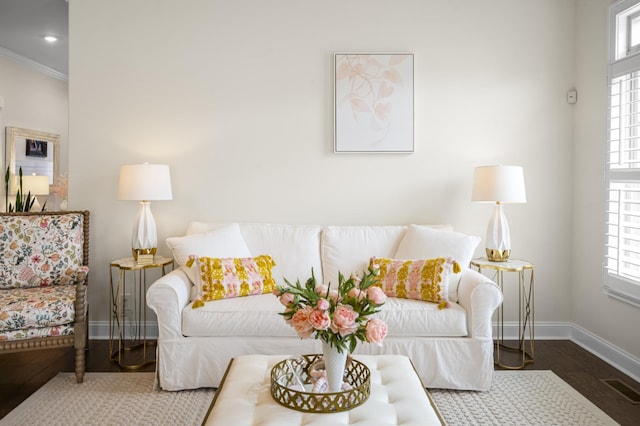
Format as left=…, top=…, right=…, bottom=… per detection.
left=0, top=211, right=90, bottom=383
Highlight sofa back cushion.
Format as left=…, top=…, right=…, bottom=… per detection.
left=321, top=226, right=406, bottom=286
left=0, top=213, right=86, bottom=289
left=186, top=222, right=323, bottom=285
left=167, top=224, right=252, bottom=285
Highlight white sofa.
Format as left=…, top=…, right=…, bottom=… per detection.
left=147, top=222, right=503, bottom=391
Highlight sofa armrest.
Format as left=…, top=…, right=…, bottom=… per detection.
left=456, top=268, right=503, bottom=339
left=146, top=268, right=192, bottom=340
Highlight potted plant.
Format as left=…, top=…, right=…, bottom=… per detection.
left=4, top=166, right=46, bottom=212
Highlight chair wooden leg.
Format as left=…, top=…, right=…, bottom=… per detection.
left=75, top=347, right=85, bottom=383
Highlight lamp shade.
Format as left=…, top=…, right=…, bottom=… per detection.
left=471, top=165, right=526, bottom=203
left=21, top=175, right=50, bottom=195
left=118, top=163, right=172, bottom=201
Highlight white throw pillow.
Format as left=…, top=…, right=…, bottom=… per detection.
left=166, top=223, right=252, bottom=285
left=394, top=225, right=481, bottom=302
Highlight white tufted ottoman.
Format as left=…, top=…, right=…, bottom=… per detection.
left=203, top=354, right=444, bottom=425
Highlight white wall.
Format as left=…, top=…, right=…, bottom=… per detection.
left=0, top=56, right=68, bottom=207
left=67, top=0, right=637, bottom=359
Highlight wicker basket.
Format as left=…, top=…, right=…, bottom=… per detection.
left=270, top=354, right=370, bottom=413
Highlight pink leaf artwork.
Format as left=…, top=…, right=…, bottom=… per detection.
left=349, top=97, right=371, bottom=113
left=335, top=54, right=413, bottom=152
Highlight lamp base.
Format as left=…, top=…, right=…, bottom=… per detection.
left=132, top=247, right=157, bottom=261
left=486, top=248, right=510, bottom=262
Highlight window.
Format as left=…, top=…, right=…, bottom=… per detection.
left=605, top=0, right=640, bottom=306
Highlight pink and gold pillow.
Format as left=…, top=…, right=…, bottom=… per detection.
left=369, top=257, right=460, bottom=309
left=188, top=255, right=276, bottom=307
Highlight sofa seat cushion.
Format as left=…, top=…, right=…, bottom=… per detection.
left=181, top=293, right=467, bottom=338
left=377, top=297, right=467, bottom=337
left=0, top=324, right=74, bottom=342
left=0, top=285, right=76, bottom=333
left=182, top=293, right=294, bottom=337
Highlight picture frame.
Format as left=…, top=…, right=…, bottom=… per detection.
left=334, top=53, right=414, bottom=153
left=26, top=139, right=49, bottom=158
left=5, top=127, right=59, bottom=188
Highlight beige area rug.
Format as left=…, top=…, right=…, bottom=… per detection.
left=430, top=370, right=619, bottom=425
left=1, top=370, right=619, bottom=425
left=0, top=373, right=214, bottom=426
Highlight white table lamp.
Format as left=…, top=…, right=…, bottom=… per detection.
left=118, top=163, right=172, bottom=261
left=22, top=174, right=50, bottom=211
left=471, top=165, right=526, bottom=262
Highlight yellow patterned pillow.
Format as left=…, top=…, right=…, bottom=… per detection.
left=187, top=255, right=276, bottom=308
left=369, top=257, right=460, bottom=309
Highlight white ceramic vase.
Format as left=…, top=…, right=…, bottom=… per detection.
left=322, top=340, right=347, bottom=392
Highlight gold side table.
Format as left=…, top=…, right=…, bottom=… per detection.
left=109, top=256, right=173, bottom=369
left=471, top=257, right=534, bottom=369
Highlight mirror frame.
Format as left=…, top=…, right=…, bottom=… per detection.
left=5, top=126, right=60, bottom=193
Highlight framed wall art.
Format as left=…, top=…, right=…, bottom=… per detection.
left=5, top=126, right=59, bottom=187
left=334, top=53, right=414, bottom=153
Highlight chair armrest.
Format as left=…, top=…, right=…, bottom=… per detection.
left=456, top=268, right=503, bottom=339
left=146, top=268, right=192, bottom=340
left=74, top=265, right=89, bottom=315
left=75, top=265, right=89, bottom=284
left=74, top=266, right=90, bottom=349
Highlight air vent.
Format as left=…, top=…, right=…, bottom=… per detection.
left=602, top=379, right=640, bottom=404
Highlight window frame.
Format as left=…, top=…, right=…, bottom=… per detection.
left=605, top=0, right=640, bottom=308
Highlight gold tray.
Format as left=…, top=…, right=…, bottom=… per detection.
left=270, top=354, right=370, bottom=413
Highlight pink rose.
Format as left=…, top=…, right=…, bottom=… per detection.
left=329, top=290, right=340, bottom=304
left=347, top=287, right=358, bottom=298
left=348, top=287, right=365, bottom=301
left=315, top=284, right=328, bottom=296
left=279, top=292, right=295, bottom=307
left=365, top=318, right=388, bottom=346
left=273, top=287, right=282, bottom=297
left=316, top=298, right=330, bottom=310
left=366, top=286, right=387, bottom=305
left=330, top=304, right=359, bottom=337
left=370, top=262, right=380, bottom=275
left=350, top=273, right=361, bottom=284
left=308, top=307, right=330, bottom=330
left=291, top=307, right=314, bottom=338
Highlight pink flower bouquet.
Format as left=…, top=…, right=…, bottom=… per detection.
left=274, top=266, right=388, bottom=353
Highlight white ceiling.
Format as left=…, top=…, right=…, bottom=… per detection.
left=0, top=0, right=68, bottom=78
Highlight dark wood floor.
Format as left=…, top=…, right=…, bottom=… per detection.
left=1, top=340, right=639, bottom=425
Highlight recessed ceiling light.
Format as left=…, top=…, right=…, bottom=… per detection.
left=44, top=36, right=58, bottom=43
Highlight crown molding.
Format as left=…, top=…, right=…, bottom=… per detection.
left=0, top=46, right=67, bottom=82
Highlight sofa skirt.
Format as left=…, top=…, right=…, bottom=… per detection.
left=155, top=335, right=493, bottom=392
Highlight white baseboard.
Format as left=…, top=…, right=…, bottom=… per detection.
left=494, top=320, right=640, bottom=383
left=90, top=321, right=158, bottom=341
left=91, top=320, right=640, bottom=383
left=569, top=323, right=640, bottom=384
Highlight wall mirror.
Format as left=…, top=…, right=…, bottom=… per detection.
left=5, top=126, right=60, bottom=192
